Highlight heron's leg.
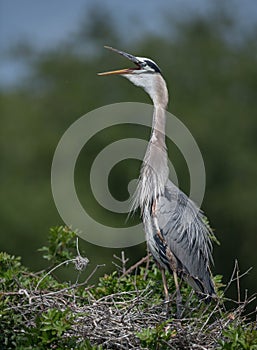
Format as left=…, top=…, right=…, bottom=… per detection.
left=161, top=269, right=170, bottom=314
left=173, top=270, right=182, bottom=318
left=161, top=269, right=169, bottom=301
left=143, top=247, right=150, bottom=280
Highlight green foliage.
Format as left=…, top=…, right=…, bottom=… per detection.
left=38, top=226, right=77, bottom=264
left=218, top=325, right=257, bottom=350
left=213, top=274, right=226, bottom=299
left=0, top=299, right=24, bottom=349
left=25, top=308, right=74, bottom=346
left=137, top=321, right=175, bottom=350
left=93, top=265, right=164, bottom=300
left=0, top=252, right=28, bottom=291
left=0, top=228, right=78, bottom=349
left=79, top=340, right=103, bottom=350
left=0, top=228, right=256, bottom=349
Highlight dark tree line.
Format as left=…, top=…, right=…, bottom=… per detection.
left=1, top=5, right=256, bottom=305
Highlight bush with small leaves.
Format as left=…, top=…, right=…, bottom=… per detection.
left=0, top=225, right=256, bottom=349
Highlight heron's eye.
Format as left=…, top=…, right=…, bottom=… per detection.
left=144, top=60, right=162, bottom=73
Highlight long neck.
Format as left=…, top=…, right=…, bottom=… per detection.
left=143, top=104, right=169, bottom=198
left=147, top=74, right=169, bottom=182
left=131, top=77, right=170, bottom=215
left=145, top=73, right=169, bottom=158
left=148, top=74, right=169, bottom=148
left=151, top=105, right=167, bottom=148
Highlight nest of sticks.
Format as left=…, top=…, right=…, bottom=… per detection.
left=4, top=250, right=256, bottom=350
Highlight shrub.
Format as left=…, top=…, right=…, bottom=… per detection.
left=0, top=226, right=256, bottom=349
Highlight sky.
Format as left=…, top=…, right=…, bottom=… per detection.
left=1, top=0, right=257, bottom=86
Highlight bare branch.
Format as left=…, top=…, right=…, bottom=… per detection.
left=122, top=254, right=151, bottom=277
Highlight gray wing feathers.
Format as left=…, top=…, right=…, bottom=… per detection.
left=156, top=180, right=215, bottom=297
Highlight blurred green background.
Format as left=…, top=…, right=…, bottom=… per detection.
left=1, top=1, right=257, bottom=303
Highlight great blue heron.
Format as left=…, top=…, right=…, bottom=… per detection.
left=98, top=46, right=216, bottom=316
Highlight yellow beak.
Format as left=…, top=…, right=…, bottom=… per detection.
left=98, top=46, right=141, bottom=76
left=98, top=68, right=132, bottom=76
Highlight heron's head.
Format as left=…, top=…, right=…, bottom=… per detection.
left=98, top=46, right=168, bottom=107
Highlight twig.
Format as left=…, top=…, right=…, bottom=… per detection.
left=3, top=253, right=257, bottom=349
left=35, top=259, right=75, bottom=291
left=122, top=254, right=151, bottom=277
left=113, top=251, right=129, bottom=274
left=144, top=247, right=150, bottom=280
left=35, top=241, right=89, bottom=291
left=236, top=260, right=241, bottom=303
left=84, top=264, right=106, bottom=285
left=223, top=260, right=252, bottom=295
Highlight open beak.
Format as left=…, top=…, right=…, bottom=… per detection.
left=98, top=46, right=141, bottom=76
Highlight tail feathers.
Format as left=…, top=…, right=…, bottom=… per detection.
left=184, top=274, right=216, bottom=303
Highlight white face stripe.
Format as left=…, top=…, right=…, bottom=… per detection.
left=136, top=56, right=162, bottom=74
left=136, top=56, right=155, bottom=63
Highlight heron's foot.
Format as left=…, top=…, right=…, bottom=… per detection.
left=165, top=297, right=171, bottom=315
left=175, top=303, right=182, bottom=319
left=160, top=295, right=171, bottom=317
